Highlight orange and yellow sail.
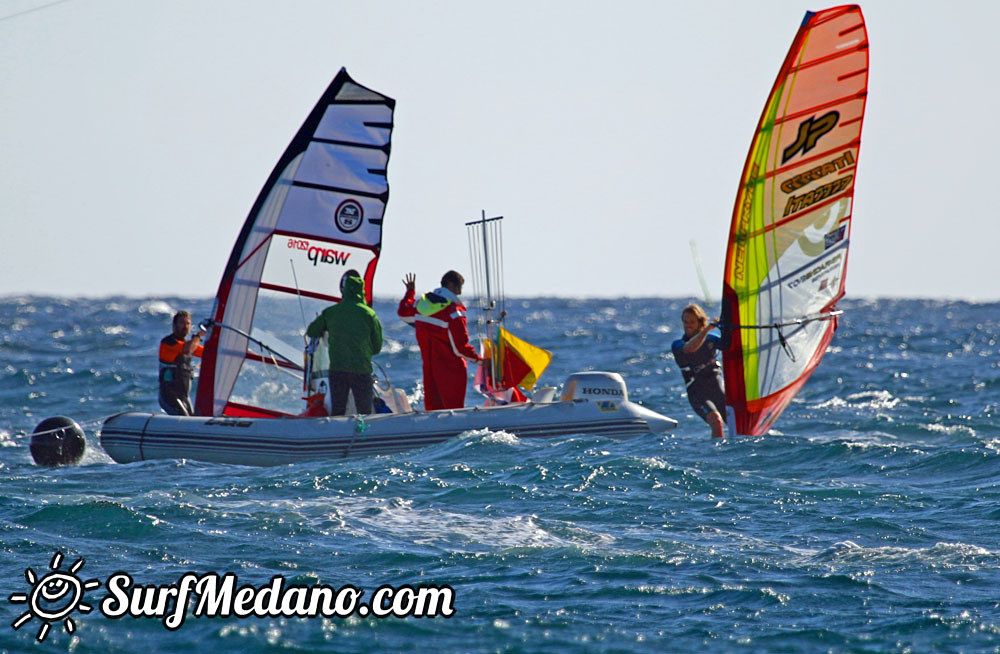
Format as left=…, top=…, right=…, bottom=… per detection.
left=721, top=6, right=868, bottom=435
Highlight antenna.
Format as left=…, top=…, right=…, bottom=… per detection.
left=466, top=211, right=505, bottom=383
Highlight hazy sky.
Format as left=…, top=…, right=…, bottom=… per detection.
left=1, top=0, right=996, bottom=300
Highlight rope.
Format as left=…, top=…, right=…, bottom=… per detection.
left=14, top=417, right=106, bottom=439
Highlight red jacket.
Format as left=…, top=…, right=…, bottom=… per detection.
left=398, top=287, right=481, bottom=364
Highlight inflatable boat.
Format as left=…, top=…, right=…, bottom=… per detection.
left=100, top=372, right=677, bottom=466
left=95, top=72, right=677, bottom=467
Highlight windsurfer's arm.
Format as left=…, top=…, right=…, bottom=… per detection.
left=184, top=327, right=206, bottom=355
left=682, top=321, right=719, bottom=354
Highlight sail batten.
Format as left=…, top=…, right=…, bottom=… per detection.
left=772, top=95, right=867, bottom=125
left=290, top=180, right=388, bottom=200
left=789, top=44, right=868, bottom=73
left=750, top=200, right=851, bottom=238
left=721, top=6, right=868, bottom=436
left=196, top=69, right=395, bottom=417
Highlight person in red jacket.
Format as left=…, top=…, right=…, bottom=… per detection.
left=398, top=270, right=483, bottom=410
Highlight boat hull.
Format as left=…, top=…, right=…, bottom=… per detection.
left=100, top=400, right=677, bottom=466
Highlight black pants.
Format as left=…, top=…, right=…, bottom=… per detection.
left=159, top=388, right=193, bottom=416
left=329, top=371, right=374, bottom=416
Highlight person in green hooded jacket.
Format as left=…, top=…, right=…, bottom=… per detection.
left=306, top=270, right=383, bottom=415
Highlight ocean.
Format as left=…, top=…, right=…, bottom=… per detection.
left=1, top=296, right=998, bottom=653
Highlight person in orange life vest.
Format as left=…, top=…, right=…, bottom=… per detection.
left=398, top=270, right=484, bottom=410
left=159, top=310, right=205, bottom=416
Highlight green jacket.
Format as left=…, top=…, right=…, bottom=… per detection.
left=306, top=275, right=383, bottom=375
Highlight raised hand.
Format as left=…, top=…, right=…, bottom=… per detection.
left=403, top=273, right=416, bottom=293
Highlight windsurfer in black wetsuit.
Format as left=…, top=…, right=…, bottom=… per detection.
left=672, top=303, right=727, bottom=439
left=158, top=310, right=204, bottom=416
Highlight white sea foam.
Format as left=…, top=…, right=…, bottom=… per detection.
left=613, top=322, right=642, bottom=332
left=380, top=337, right=406, bottom=354
left=459, top=428, right=520, bottom=447
left=337, top=495, right=614, bottom=552
left=138, top=300, right=175, bottom=316
left=523, top=310, right=555, bottom=322
left=636, top=456, right=669, bottom=470
left=405, top=380, right=423, bottom=407
left=818, top=540, right=998, bottom=568
left=0, top=429, right=17, bottom=448
left=81, top=439, right=114, bottom=464
left=846, top=390, right=899, bottom=409
left=813, top=390, right=899, bottom=411
left=923, top=422, right=977, bottom=437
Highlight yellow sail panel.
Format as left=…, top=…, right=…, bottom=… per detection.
left=722, top=6, right=868, bottom=436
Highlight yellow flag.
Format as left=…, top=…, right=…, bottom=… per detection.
left=497, top=327, right=552, bottom=390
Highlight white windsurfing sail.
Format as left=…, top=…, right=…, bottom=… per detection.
left=721, top=6, right=868, bottom=435
left=195, top=69, right=395, bottom=417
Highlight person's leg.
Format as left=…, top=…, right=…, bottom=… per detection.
left=423, top=337, right=453, bottom=410
left=706, top=409, right=725, bottom=439
left=689, top=385, right=724, bottom=439
left=436, top=357, right=468, bottom=409
left=349, top=372, right=374, bottom=414
left=422, top=356, right=443, bottom=410
left=706, top=379, right=728, bottom=439
left=158, top=390, right=176, bottom=415
left=159, top=389, right=189, bottom=416
left=417, top=335, right=442, bottom=411
left=328, top=372, right=351, bottom=416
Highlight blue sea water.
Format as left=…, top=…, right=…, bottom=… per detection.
left=0, top=296, right=998, bottom=653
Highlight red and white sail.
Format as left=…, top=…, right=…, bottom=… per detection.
left=196, top=69, right=394, bottom=417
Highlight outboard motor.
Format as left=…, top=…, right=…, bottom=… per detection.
left=560, top=372, right=629, bottom=404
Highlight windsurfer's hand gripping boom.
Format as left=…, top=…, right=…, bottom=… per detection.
left=682, top=318, right=721, bottom=354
